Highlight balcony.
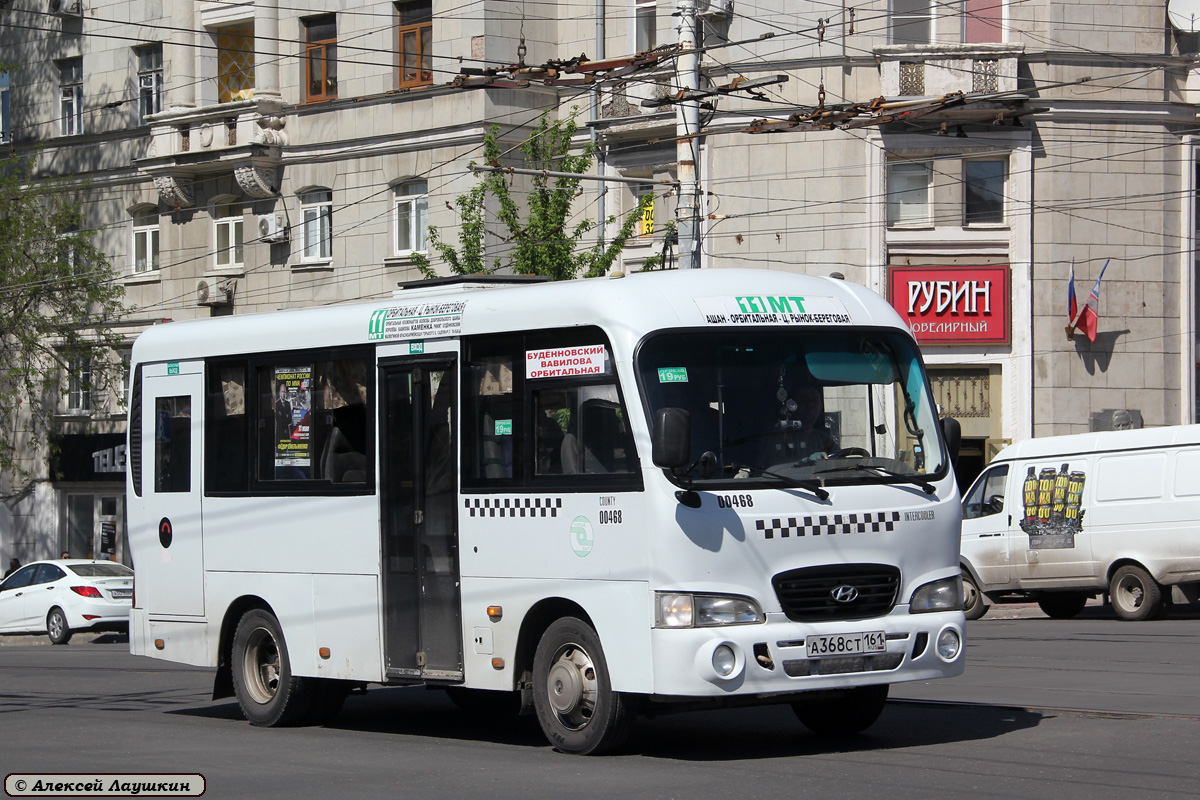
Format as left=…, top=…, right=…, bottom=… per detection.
left=876, top=43, right=1023, bottom=98
left=134, top=97, right=288, bottom=208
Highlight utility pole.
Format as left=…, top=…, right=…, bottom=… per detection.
left=675, top=1, right=701, bottom=268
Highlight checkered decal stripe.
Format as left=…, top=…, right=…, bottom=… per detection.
left=756, top=512, right=901, bottom=539
left=465, top=497, right=563, bottom=518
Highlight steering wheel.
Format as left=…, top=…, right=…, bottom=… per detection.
left=826, top=447, right=871, bottom=459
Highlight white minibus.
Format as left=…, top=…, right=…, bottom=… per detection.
left=126, top=268, right=965, bottom=754
left=961, top=425, right=1200, bottom=621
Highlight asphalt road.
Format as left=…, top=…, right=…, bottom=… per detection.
left=2, top=606, right=1198, bottom=800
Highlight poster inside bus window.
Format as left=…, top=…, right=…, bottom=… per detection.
left=274, top=366, right=312, bottom=478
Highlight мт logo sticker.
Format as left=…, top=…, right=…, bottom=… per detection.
left=570, top=516, right=594, bottom=557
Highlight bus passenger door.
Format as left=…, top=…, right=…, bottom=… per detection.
left=380, top=359, right=462, bottom=681
left=140, top=364, right=205, bottom=616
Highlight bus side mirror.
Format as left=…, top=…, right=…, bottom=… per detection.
left=652, top=408, right=691, bottom=469
left=940, top=416, right=961, bottom=466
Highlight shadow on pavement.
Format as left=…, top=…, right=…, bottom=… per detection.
left=168, top=685, right=1044, bottom=759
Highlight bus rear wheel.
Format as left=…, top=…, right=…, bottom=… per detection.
left=231, top=609, right=311, bottom=727
left=792, top=684, right=889, bottom=736
left=532, top=617, right=635, bottom=755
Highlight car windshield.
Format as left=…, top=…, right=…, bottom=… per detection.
left=67, top=563, right=134, bottom=577
left=637, top=328, right=947, bottom=487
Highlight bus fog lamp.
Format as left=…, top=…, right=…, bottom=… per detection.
left=712, top=645, right=736, bottom=677
left=936, top=629, right=961, bottom=661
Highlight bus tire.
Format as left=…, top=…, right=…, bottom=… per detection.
left=1109, top=566, right=1164, bottom=621
left=792, top=684, right=889, bottom=736
left=532, top=617, right=635, bottom=755
left=231, top=609, right=311, bottom=727
left=1037, top=592, right=1088, bottom=619
left=47, top=608, right=72, bottom=645
left=961, top=571, right=987, bottom=621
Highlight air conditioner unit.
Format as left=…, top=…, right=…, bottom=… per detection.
left=257, top=213, right=289, bottom=243
left=196, top=279, right=233, bottom=307
left=50, top=0, right=82, bottom=17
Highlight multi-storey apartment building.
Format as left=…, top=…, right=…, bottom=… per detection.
left=2, top=0, right=1198, bottom=562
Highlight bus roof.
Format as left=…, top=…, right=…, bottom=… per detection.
left=131, top=268, right=909, bottom=364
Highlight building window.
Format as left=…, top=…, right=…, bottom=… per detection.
left=1, top=70, right=10, bottom=143
left=964, top=159, right=1006, bottom=224
left=132, top=208, right=160, bottom=273
left=396, top=1, right=433, bottom=88
left=58, top=58, right=83, bottom=136
left=636, top=0, right=656, bottom=52
left=303, top=15, right=338, bottom=103
left=964, top=0, right=1003, bottom=43
left=67, top=356, right=92, bottom=412
left=214, top=202, right=244, bottom=268
left=394, top=180, right=428, bottom=255
left=136, top=44, right=163, bottom=123
left=119, top=350, right=132, bottom=407
left=216, top=24, right=255, bottom=103
left=635, top=184, right=656, bottom=239
left=890, top=0, right=932, bottom=45
left=58, top=225, right=82, bottom=274
left=300, top=189, right=333, bottom=261
left=887, top=161, right=931, bottom=226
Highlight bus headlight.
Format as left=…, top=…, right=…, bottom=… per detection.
left=655, top=593, right=765, bottom=627
left=909, top=576, right=963, bottom=613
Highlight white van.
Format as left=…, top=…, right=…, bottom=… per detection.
left=959, top=424, right=1200, bottom=621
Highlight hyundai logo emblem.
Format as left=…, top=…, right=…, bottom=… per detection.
left=830, top=585, right=859, bottom=604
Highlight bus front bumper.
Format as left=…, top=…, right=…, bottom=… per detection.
left=648, top=607, right=964, bottom=698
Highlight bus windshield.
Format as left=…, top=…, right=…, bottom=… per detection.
left=637, top=328, right=946, bottom=487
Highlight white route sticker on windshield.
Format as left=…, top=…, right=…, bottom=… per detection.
left=695, top=295, right=852, bottom=325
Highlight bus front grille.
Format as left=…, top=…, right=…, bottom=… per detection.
left=772, top=564, right=900, bottom=621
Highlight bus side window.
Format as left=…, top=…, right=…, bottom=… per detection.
left=544, top=385, right=636, bottom=476
left=207, top=363, right=247, bottom=492
left=465, top=354, right=516, bottom=482
left=254, top=357, right=370, bottom=485
left=155, top=396, right=191, bottom=493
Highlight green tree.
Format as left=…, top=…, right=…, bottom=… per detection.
left=413, top=111, right=660, bottom=279
left=0, top=154, right=126, bottom=477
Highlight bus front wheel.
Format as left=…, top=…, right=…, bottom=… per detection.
left=532, top=617, right=635, bottom=755
left=231, top=609, right=310, bottom=727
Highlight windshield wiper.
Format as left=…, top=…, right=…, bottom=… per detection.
left=814, top=462, right=935, bottom=495
left=722, top=462, right=830, bottom=501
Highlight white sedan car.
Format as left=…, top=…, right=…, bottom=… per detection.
left=0, top=560, right=133, bottom=644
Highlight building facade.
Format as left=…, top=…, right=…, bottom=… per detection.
left=2, top=0, right=1198, bottom=560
